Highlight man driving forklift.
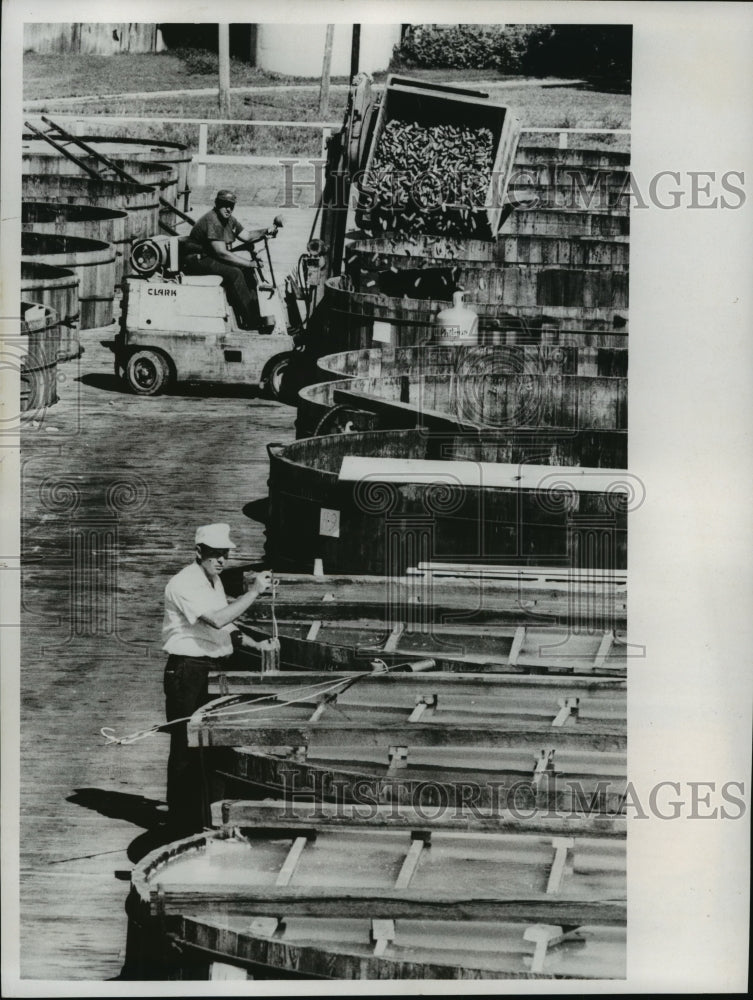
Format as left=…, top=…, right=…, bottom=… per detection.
left=182, top=189, right=275, bottom=331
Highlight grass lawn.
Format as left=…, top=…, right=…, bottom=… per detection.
left=23, top=53, right=630, bottom=163
left=23, top=53, right=583, bottom=100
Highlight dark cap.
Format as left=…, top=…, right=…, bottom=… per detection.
left=215, top=189, right=237, bottom=205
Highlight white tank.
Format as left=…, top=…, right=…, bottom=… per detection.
left=255, top=24, right=401, bottom=78
left=433, top=291, right=479, bottom=345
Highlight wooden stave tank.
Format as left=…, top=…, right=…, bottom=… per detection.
left=264, top=428, right=628, bottom=575
left=124, top=822, right=626, bottom=980
left=500, top=206, right=630, bottom=239
left=22, top=200, right=129, bottom=285
left=20, top=261, right=80, bottom=362
left=317, top=276, right=629, bottom=356
left=344, top=235, right=629, bottom=305
left=513, top=145, right=631, bottom=170
left=20, top=301, right=61, bottom=412
left=296, top=370, right=628, bottom=440
left=21, top=231, right=116, bottom=330
left=23, top=152, right=178, bottom=227
left=316, top=344, right=628, bottom=380
left=22, top=132, right=192, bottom=208
left=21, top=173, right=160, bottom=249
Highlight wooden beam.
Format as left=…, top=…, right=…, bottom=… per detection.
left=215, top=800, right=628, bottom=838
left=305, top=620, right=322, bottom=641
left=307, top=700, right=329, bottom=723
left=593, top=630, right=615, bottom=670
left=151, top=887, right=626, bottom=925
left=218, top=24, right=231, bottom=117
left=552, top=697, right=579, bottom=727
left=508, top=626, right=526, bottom=666
left=188, top=718, right=626, bottom=751
left=394, top=837, right=426, bottom=889
left=370, top=918, right=395, bottom=957
left=383, top=622, right=405, bottom=652
left=276, top=836, right=310, bottom=887
left=546, top=837, right=574, bottom=894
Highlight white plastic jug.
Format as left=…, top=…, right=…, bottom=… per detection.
left=434, top=291, right=479, bottom=344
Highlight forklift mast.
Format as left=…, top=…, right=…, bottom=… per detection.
left=318, top=72, right=378, bottom=287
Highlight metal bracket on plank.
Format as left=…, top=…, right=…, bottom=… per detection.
left=523, top=923, right=589, bottom=973
left=552, top=696, right=579, bottom=727
left=370, top=918, right=396, bottom=957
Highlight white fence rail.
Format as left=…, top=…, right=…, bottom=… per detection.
left=29, top=114, right=630, bottom=185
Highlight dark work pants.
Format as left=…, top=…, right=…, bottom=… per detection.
left=185, top=256, right=261, bottom=328
left=164, top=654, right=223, bottom=832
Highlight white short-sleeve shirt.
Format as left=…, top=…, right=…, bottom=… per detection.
left=162, top=561, right=234, bottom=658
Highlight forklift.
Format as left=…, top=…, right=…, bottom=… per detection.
left=110, top=218, right=301, bottom=399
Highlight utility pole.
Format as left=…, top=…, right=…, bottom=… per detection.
left=350, top=24, right=361, bottom=82
left=218, top=23, right=231, bottom=117
left=319, top=24, right=335, bottom=117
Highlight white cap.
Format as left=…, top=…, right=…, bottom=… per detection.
left=195, top=523, right=236, bottom=549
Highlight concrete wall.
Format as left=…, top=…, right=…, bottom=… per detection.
left=255, top=24, right=400, bottom=77
left=23, top=23, right=165, bottom=55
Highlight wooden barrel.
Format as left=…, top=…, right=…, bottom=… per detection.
left=317, top=277, right=629, bottom=356
left=501, top=207, right=629, bottom=239
left=20, top=301, right=60, bottom=412
left=75, top=134, right=192, bottom=209
left=265, top=429, right=629, bottom=574
left=507, top=180, right=629, bottom=215
left=511, top=161, right=630, bottom=192
left=22, top=173, right=160, bottom=251
left=22, top=200, right=129, bottom=284
left=21, top=231, right=116, bottom=330
left=22, top=153, right=178, bottom=229
left=22, top=133, right=192, bottom=208
left=514, top=146, right=631, bottom=170
left=344, top=235, right=629, bottom=306
left=317, top=344, right=628, bottom=380
left=296, top=371, right=628, bottom=440
left=20, top=261, right=80, bottom=361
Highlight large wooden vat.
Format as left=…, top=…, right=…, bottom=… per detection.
left=22, top=200, right=129, bottom=284
left=20, top=301, right=60, bottom=412
left=124, top=804, right=626, bottom=980
left=21, top=173, right=160, bottom=247
left=20, top=261, right=80, bottom=361
left=23, top=153, right=177, bottom=228
left=316, top=277, right=629, bottom=356
left=22, top=133, right=192, bottom=208
left=296, top=371, right=627, bottom=439
left=21, top=231, right=116, bottom=330
left=514, top=145, right=630, bottom=171
left=264, top=429, right=629, bottom=574
left=317, top=344, right=628, bottom=380
left=344, top=235, right=629, bottom=306
left=219, top=566, right=629, bottom=632
left=501, top=206, right=630, bottom=239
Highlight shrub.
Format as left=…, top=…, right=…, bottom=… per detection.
left=393, top=25, right=534, bottom=72
left=392, top=24, right=631, bottom=84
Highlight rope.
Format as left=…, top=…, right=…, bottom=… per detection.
left=100, top=672, right=367, bottom=746
left=99, top=655, right=410, bottom=746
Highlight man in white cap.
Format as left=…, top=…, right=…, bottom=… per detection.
left=182, top=189, right=273, bottom=330
left=162, top=523, right=273, bottom=831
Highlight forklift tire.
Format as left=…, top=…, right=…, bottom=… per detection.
left=262, top=353, right=296, bottom=405
left=125, top=349, right=171, bottom=396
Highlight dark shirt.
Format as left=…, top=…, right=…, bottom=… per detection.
left=185, top=208, right=243, bottom=258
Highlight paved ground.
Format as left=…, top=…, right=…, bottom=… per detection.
left=18, top=204, right=315, bottom=980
